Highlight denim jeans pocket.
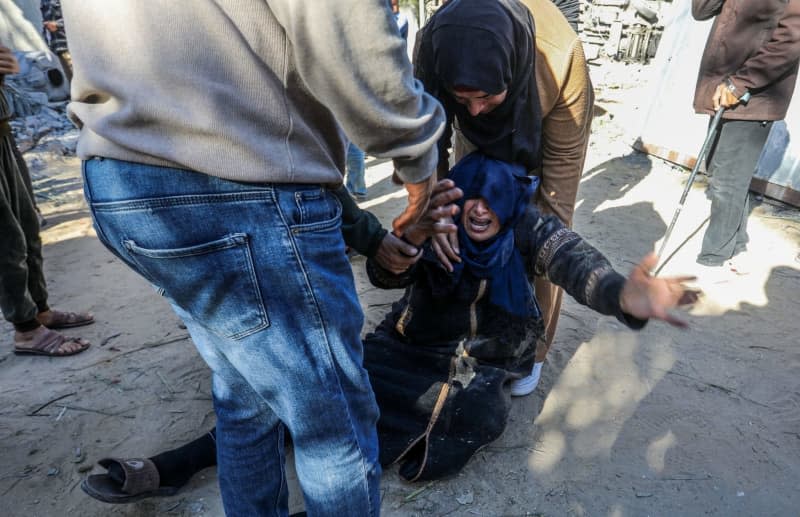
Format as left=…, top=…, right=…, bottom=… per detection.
left=123, top=232, right=269, bottom=340
left=289, top=188, right=342, bottom=233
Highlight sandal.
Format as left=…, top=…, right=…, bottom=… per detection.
left=14, top=327, right=91, bottom=357
left=82, top=458, right=179, bottom=504
left=37, top=309, right=95, bottom=329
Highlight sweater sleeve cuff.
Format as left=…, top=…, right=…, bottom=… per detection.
left=591, top=269, right=648, bottom=330
left=392, top=144, right=438, bottom=185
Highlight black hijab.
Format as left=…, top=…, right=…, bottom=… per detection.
left=415, top=0, right=543, bottom=170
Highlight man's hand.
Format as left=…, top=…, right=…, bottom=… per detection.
left=619, top=253, right=700, bottom=327
left=374, top=233, right=422, bottom=274
left=0, top=46, right=20, bottom=75
left=376, top=179, right=461, bottom=274
left=712, top=82, right=741, bottom=110
left=44, top=21, right=59, bottom=33
left=392, top=173, right=436, bottom=237
left=402, top=179, right=462, bottom=246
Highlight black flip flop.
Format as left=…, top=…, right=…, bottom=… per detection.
left=81, top=458, right=179, bottom=504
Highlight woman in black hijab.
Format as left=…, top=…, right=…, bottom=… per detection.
left=415, top=0, right=544, bottom=176
left=414, top=0, right=596, bottom=397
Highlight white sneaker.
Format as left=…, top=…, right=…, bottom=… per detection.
left=693, top=262, right=733, bottom=286
left=511, top=362, right=543, bottom=397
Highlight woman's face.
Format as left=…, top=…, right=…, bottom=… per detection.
left=451, top=89, right=508, bottom=116
left=461, top=197, right=501, bottom=242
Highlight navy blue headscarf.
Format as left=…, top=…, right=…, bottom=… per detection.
left=446, top=152, right=538, bottom=317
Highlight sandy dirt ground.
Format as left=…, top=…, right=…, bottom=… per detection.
left=1, top=62, right=799, bottom=517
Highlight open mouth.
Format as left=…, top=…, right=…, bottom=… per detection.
left=468, top=216, right=492, bottom=233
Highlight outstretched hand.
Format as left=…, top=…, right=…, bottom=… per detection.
left=619, top=253, right=700, bottom=328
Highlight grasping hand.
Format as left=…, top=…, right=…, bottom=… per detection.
left=392, top=173, right=436, bottom=237
left=712, top=82, right=741, bottom=111
left=373, top=232, right=421, bottom=274
left=401, top=179, right=462, bottom=247
left=375, top=179, right=462, bottom=274
left=619, top=253, right=700, bottom=328
left=430, top=226, right=460, bottom=272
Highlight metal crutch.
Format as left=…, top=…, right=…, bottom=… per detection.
left=654, top=91, right=751, bottom=273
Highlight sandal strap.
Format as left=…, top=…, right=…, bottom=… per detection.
left=48, top=310, right=92, bottom=325
left=40, top=331, right=67, bottom=353
left=98, top=458, right=161, bottom=495
left=18, top=328, right=66, bottom=353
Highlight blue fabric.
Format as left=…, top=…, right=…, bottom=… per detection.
left=345, top=141, right=367, bottom=196
left=447, top=152, right=538, bottom=316
left=83, top=158, right=380, bottom=517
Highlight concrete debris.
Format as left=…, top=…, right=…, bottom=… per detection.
left=581, top=0, right=670, bottom=63
left=2, top=49, right=74, bottom=152
left=10, top=50, right=70, bottom=102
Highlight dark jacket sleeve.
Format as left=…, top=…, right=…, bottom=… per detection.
left=730, top=5, right=800, bottom=92
left=332, top=186, right=387, bottom=258
left=515, top=206, right=646, bottom=329
left=692, top=0, right=725, bottom=21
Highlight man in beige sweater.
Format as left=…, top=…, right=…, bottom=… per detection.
left=62, top=1, right=446, bottom=515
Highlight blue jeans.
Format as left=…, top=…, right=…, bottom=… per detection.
left=345, top=143, right=366, bottom=197
left=83, top=158, right=380, bottom=517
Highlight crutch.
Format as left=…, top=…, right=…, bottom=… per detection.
left=654, top=91, right=751, bottom=274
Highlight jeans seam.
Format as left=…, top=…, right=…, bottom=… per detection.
left=91, top=191, right=274, bottom=212
left=274, top=189, right=375, bottom=515
left=274, top=425, right=288, bottom=517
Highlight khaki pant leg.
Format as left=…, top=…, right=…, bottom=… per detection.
left=533, top=276, right=563, bottom=362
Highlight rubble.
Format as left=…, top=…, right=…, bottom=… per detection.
left=580, top=0, right=671, bottom=63
left=3, top=49, right=74, bottom=152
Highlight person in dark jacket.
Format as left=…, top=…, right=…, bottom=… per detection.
left=692, top=0, right=800, bottom=268
left=79, top=153, right=698, bottom=502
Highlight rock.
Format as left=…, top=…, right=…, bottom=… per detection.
left=456, top=490, right=474, bottom=505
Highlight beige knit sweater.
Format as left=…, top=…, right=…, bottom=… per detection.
left=62, top=0, right=445, bottom=185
